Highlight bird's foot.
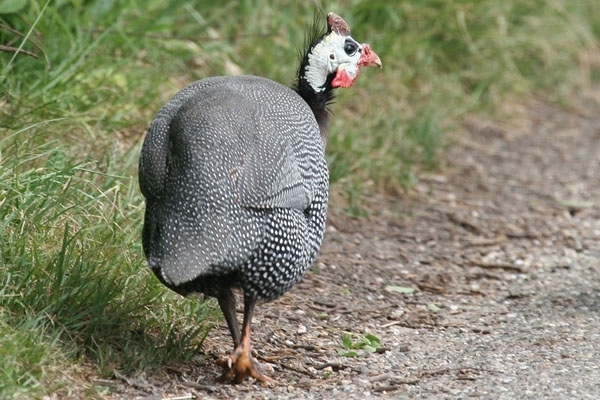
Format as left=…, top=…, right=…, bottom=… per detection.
left=215, top=347, right=276, bottom=385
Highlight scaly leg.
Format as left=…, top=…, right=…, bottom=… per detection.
left=215, top=289, right=241, bottom=373
left=217, top=293, right=276, bottom=384
left=217, top=288, right=241, bottom=347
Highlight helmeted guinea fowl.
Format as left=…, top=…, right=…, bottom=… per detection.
left=139, top=12, right=380, bottom=384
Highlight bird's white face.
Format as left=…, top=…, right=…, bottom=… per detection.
left=305, top=29, right=381, bottom=92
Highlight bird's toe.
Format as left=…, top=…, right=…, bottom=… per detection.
left=215, top=350, right=276, bottom=385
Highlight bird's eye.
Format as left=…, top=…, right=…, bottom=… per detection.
left=344, top=39, right=358, bottom=56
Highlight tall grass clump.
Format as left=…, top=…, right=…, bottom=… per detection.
left=1, top=0, right=600, bottom=397
left=0, top=3, right=237, bottom=396
left=0, top=128, right=219, bottom=397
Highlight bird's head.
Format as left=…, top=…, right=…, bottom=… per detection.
left=302, top=12, right=382, bottom=93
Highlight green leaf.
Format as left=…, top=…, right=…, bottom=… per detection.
left=337, top=349, right=359, bottom=357
left=364, top=334, right=381, bottom=347
left=342, top=332, right=353, bottom=349
left=556, top=198, right=594, bottom=209
left=385, top=285, right=417, bottom=294
left=427, top=303, right=440, bottom=312
left=341, top=332, right=382, bottom=353
left=363, top=345, right=377, bottom=353
left=0, top=0, right=27, bottom=14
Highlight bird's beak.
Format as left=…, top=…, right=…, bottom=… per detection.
left=358, top=44, right=382, bottom=68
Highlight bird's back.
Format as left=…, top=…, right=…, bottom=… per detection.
left=139, top=76, right=329, bottom=297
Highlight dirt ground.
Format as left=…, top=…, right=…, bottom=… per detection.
left=102, top=98, right=600, bottom=399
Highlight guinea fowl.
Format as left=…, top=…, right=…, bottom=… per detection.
left=139, top=12, right=380, bottom=384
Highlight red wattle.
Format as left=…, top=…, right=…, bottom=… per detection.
left=332, top=68, right=359, bottom=88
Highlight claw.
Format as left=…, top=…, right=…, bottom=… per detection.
left=214, top=293, right=276, bottom=384
left=216, top=347, right=276, bottom=385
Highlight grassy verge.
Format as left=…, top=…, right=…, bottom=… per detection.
left=0, top=125, right=217, bottom=396
left=1, top=0, right=599, bottom=397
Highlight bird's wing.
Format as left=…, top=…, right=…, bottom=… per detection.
left=221, top=77, right=324, bottom=211
left=232, top=122, right=316, bottom=211
left=141, top=76, right=324, bottom=212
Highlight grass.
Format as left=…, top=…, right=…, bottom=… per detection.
left=1, top=0, right=599, bottom=397
left=0, top=126, right=217, bottom=395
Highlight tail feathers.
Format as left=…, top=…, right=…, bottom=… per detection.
left=142, top=205, right=262, bottom=287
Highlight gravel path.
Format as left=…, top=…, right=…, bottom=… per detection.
left=109, top=99, right=600, bottom=399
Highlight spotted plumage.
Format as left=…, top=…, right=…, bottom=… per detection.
left=141, top=76, right=328, bottom=301
left=139, top=12, right=380, bottom=384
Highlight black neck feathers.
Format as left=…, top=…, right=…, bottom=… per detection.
left=294, top=63, right=335, bottom=144
left=292, top=14, right=336, bottom=145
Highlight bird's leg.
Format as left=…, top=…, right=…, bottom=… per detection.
left=217, top=288, right=241, bottom=347
left=215, top=289, right=241, bottom=373
left=217, top=293, right=276, bottom=384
